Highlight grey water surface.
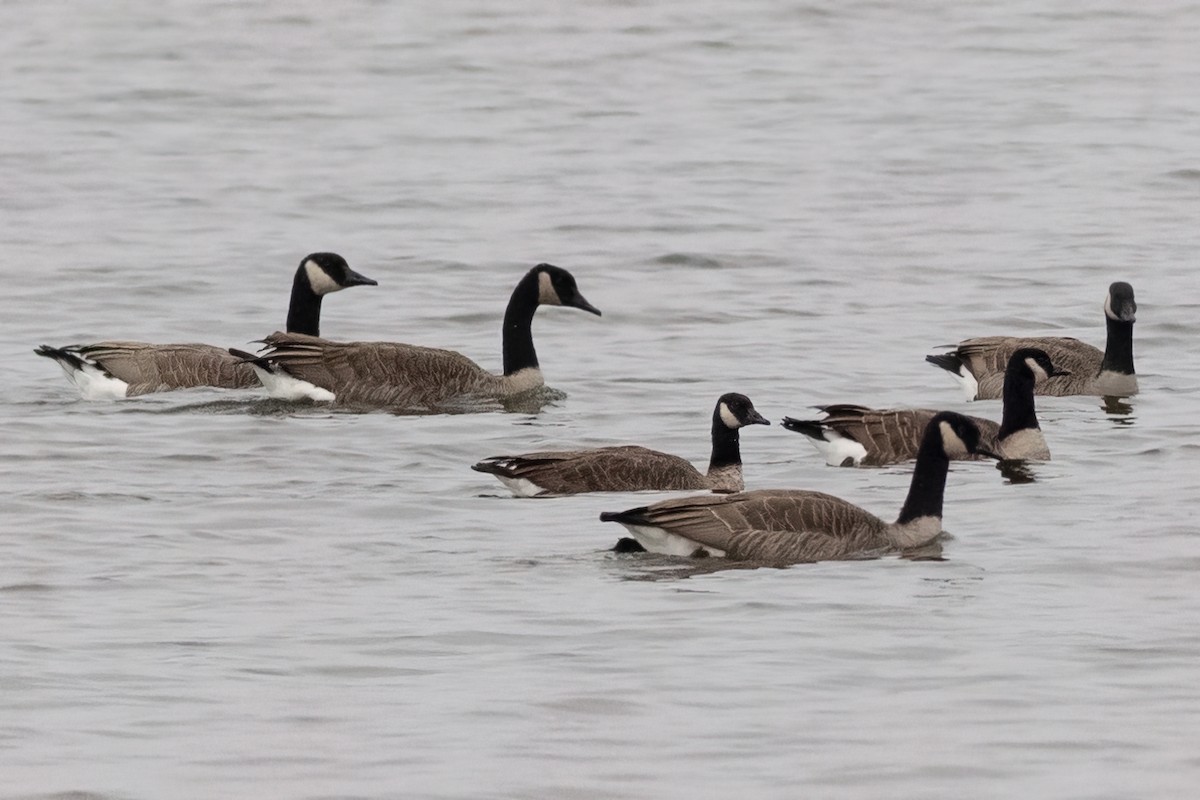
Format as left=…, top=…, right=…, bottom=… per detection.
left=3, top=1, right=1200, bottom=798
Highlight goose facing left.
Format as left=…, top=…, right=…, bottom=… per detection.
left=472, top=393, right=769, bottom=497
left=35, top=253, right=376, bottom=400
left=600, top=412, right=994, bottom=565
left=238, top=263, right=600, bottom=408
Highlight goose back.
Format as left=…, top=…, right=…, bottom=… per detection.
left=936, top=336, right=1101, bottom=399
left=783, top=405, right=1001, bottom=466
left=253, top=332, right=519, bottom=408
left=474, top=447, right=710, bottom=496
left=601, top=490, right=891, bottom=563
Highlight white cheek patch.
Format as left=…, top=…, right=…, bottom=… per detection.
left=537, top=271, right=562, bottom=305
left=1026, top=357, right=1049, bottom=381
left=939, top=421, right=969, bottom=458
left=1104, top=293, right=1116, bottom=321
left=305, top=260, right=342, bottom=296
left=719, top=402, right=740, bottom=428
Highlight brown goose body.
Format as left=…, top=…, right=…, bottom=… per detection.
left=247, top=333, right=538, bottom=408
left=927, top=282, right=1137, bottom=400
left=601, top=412, right=992, bottom=566
left=35, top=253, right=375, bottom=399
left=476, top=446, right=716, bottom=495
left=242, top=264, right=600, bottom=409
left=473, top=393, right=769, bottom=496
left=784, top=405, right=1001, bottom=466
left=40, top=341, right=258, bottom=396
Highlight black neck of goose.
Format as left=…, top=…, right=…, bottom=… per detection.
left=285, top=268, right=324, bottom=336
left=998, top=367, right=1039, bottom=438
left=708, top=412, right=742, bottom=471
left=501, top=271, right=541, bottom=376
left=896, top=434, right=950, bottom=524
left=1101, top=317, right=1135, bottom=375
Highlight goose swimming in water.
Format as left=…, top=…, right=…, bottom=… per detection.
left=783, top=348, right=1064, bottom=465
left=236, top=263, right=600, bottom=408
left=35, top=253, right=375, bottom=400
left=926, top=281, right=1137, bottom=400
left=473, top=393, right=769, bottom=496
left=601, top=412, right=995, bottom=565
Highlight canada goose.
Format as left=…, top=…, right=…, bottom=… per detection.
left=34, top=253, right=375, bottom=400
left=600, top=412, right=993, bottom=565
left=236, top=263, right=600, bottom=407
left=472, top=393, right=769, bottom=496
left=782, top=348, right=1065, bottom=465
left=926, top=281, right=1137, bottom=400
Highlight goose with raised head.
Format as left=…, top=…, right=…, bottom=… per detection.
left=926, top=281, right=1137, bottom=400
left=473, top=393, right=769, bottom=497
left=237, top=263, right=600, bottom=408
left=600, top=412, right=994, bottom=565
left=783, top=348, right=1065, bottom=466
left=35, top=253, right=375, bottom=400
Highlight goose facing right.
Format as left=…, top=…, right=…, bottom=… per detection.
left=472, top=393, right=769, bottom=496
left=35, top=253, right=375, bottom=399
left=600, top=412, right=994, bottom=565
left=926, top=281, right=1136, bottom=400
left=782, top=348, right=1065, bottom=466
left=237, top=263, right=600, bottom=408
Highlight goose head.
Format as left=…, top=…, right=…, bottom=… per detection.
left=1008, top=347, right=1069, bottom=382
left=1104, top=281, right=1136, bottom=323
left=534, top=264, right=602, bottom=316
left=301, top=253, right=378, bottom=296
left=716, top=393, right=770, bottom=429
left=930, top=411, right=997, bottom=460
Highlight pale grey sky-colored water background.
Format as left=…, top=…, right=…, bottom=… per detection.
left=3, top=2, right=1200, bottom=798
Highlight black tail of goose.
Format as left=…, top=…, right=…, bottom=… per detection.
left=926, top=282, right=1136, bottom=400
left=473, top=393, right=768, bottom=496
left=600, top=412, right=994, bottom=565
left=36, top=253, right=374, bottom=399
